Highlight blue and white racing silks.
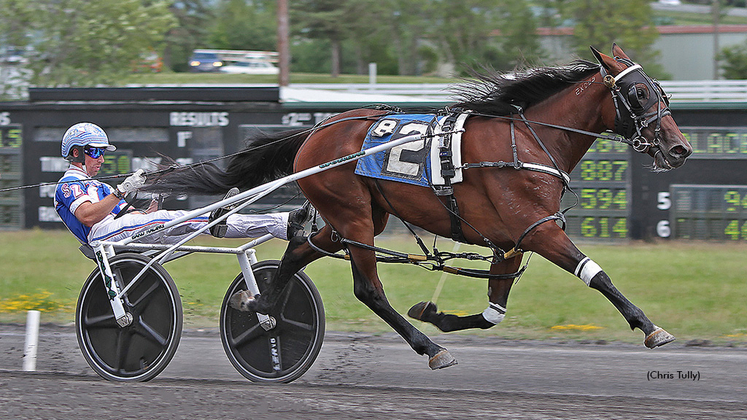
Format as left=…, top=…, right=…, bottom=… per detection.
left=54, top=166, right=124, bottom=244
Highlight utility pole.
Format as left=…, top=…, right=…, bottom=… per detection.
left=713, top=0, right=720, bottom=80
left=277, top=0, right=290, bottom=86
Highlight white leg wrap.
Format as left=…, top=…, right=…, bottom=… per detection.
left=482, top=302, right=506, bottom=324
left=574, top=257, right=603, bottom=286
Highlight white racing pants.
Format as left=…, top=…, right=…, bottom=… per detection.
left=88, top=209, right=289, bottom=245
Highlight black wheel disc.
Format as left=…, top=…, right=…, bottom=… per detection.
left=220, top=260, right=324, bottom=383
left=76, top=253, right=182, bottom=382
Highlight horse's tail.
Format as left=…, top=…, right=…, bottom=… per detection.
left=144, top=128, right=310, bottom=195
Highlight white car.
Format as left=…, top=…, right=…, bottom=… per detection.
left=220, top=61, right=279, bottom=75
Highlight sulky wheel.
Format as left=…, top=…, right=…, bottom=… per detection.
left=220, top=260, right=325, bottom=383
left=76, top=253, right=182, bottom=382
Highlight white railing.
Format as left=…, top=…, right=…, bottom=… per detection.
left=288, top=83, right=453, bottom=101
left=289, top=80, right=747, bottom=103
left=660, top=80, right=747, bottom=102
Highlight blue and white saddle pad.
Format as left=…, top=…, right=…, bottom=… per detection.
left=354, top=113, right=468, bottom=187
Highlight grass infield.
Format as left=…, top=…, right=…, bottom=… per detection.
left=1, top=229, right=745, bottom=345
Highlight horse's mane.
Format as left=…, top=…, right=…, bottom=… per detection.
left=452, top=60, right=600, bottom=115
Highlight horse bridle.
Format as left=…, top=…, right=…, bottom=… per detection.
left=600, top=58, right=671, bottom=155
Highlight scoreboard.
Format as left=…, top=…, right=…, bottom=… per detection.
left=550, top=116, right=747, bottom=242
left=562, top=139, right=631, bottom=240
left=670, top=184, right=747, bottom=240
left=629, top=117, right=747, bottom=241
left=0, top=124, right=23, bottom=229
left=3, top=88, right=747, bottom=242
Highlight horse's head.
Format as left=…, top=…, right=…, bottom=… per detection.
left=591, top=44, right=692, bottom=171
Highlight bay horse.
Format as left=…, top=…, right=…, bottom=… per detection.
left=146, top=45, right=692, bottom=370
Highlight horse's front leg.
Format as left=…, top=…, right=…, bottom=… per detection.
left=408, top=255, right=523, bottom=332
left=523, top=224, right=675, bottom=348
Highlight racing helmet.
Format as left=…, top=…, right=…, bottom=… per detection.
left=61, top=122, right=116, bottom=161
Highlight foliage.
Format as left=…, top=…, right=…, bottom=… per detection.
left=290, top=0, right=355, bottom=76
left=288, top=0, right=549, bottom=77
left=0, top=0, right=34, bottom=47
left=0, top=0, right=694, bottom=84
left=422, top=0, right=502, bottom=74
left=344, top=0, right=406, bottom=75
left=207, top=0, right=277, bottom=52
left=164, top=0, right=216, bottom=72
left=718, top=41, right=747, bottom=79
left=23, top=0, right=176, bottom=86
left=492, top=0, right=546, bottom=70
left=562, top=0, right=669, bottom=79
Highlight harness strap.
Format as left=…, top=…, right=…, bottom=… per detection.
left=461, top=161, right=570, bottom=185
left=306, top=231, right=523, bottom=280
left=438, top=195, right=467, bottom=243
left=433, top=110, right=468, bottom=243
left=511, top=212, right=567, bottom=255
left=459, top=111, right=571, bottom=186
left=435, top=111, right=460, bottom=188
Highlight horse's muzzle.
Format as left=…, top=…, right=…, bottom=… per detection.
left=651, top=141, right=691, bottom=171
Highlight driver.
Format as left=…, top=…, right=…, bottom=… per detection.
left=54, top=122, right=310, bottom=247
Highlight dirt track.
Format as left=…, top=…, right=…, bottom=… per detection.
left=1, top=324, right=745, bottom=419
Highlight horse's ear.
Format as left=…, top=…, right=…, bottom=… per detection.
left=590, top=46, right=613, bottom=71
left=611, top=43, right=631, bottom=61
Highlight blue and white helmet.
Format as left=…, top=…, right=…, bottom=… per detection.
left=61, top=122, right=116, bottom=159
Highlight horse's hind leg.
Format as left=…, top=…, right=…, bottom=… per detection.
left=347, top=244, right=457, bottom=369
left=236, top=225, right=342, bottom=314
left=524, top=225, right=674, bottom=348
left=409, top=255, right=522, bottom=332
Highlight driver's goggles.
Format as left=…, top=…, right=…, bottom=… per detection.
left=84, top=146, right=107, bottom=159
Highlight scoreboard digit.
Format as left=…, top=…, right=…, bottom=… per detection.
left=562, top=138, right=631, bottom=240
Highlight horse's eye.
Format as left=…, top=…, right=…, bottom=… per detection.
left=627, top=84, right=649, bottom=109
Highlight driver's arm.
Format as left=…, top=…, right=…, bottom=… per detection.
left=74, top=193, right=122, bottom=227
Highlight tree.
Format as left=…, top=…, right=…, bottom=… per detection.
left=718, top=42, right=747, bottom=79
left=291, top=0, right=354, bottom=77
left=27, top=0, right=176, bottom=86
left=344, top=0, right=401, bottom=75
left=164, top=0, right=216, bottom=72
left=422, top=0, right=501, bottom=73
left=208, top=0, right=277, bottom=51
left=492, top=0, right=546, bottom=69
left=564, top=0, right=668, bottom=78
left=0, top=0, right=36, bottom=99
left=0, top=0, right=34, bottom=47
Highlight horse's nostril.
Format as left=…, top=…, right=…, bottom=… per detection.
left=670, top=145, right=691, bottom=159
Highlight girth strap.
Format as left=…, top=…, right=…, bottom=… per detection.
left=438, top=194, right=467, bottom=243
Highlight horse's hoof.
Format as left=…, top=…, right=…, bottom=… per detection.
left=429, top=349, right=457, bottom=370
left=229, top=290, right=255, bottom=312
left=408, top=301, right=437, bottom=321
left=645, top=326, right=676, bottom=348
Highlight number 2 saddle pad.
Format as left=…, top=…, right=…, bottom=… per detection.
left=354, top=113, right=467, bottom=188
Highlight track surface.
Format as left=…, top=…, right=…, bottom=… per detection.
left=1, top=324, right=745, bottom=419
